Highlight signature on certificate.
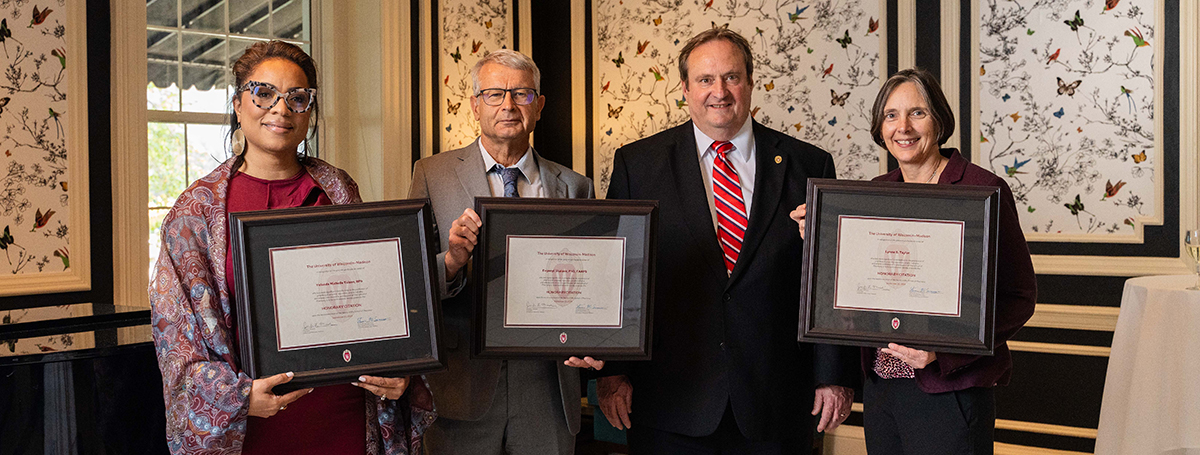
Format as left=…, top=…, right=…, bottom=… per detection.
left=908, top=287, right=941, bottom=298
left=856, top=284, right=889, bottom=295
left=302, top=321, right=337, bottom=334
left=357, top=316, right=390, bottom=328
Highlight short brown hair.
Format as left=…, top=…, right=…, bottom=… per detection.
left=678, top=28, right=754, bottom=86
left=869, top=68, right=955, bottom=149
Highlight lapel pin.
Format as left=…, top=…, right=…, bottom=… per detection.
left=774, top=155, right=782, bottom=164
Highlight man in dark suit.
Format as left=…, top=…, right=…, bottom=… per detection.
left=596, top=28, right=859, bottom=453
left=408, top=49, right=595, bottom=454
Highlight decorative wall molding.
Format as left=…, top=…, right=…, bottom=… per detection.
left=994, top=442, right=1091, bottom=455
left=996, top=419, right=1098, bottom=440
left=571, top=0, right=586, bottom=177
left=1008, top=340, right=1110, bottom=357
left=824, top=424, right=867, bottom=455
left=109, top=0, right=148, bottom=307
left=1031, top=254, right=1189, bottom=276
left=0, top=0, right=92, bottom=297
left=939, top=0, right=960, bottom=150
left=1025, top=303, right=1120, bottom=332
left=419, top=0, right=434, bottom=160
left=1024, top=0, right=1191, bottom=281
left=1180, top=1, right=1200, bottom=245
left=827, top=421, right=1097, bottom=454
left=896, top=0, right=915, bottom=71
left=971, top=0, right=1166, bottom=243
left=518, top=0, right=532, bottom=54
left=830, top=427, right=1094, bottom=455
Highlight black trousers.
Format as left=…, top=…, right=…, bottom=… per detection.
left=863, top=374, right=995, bottom=455
left=627, top=404, right=809, bottom=455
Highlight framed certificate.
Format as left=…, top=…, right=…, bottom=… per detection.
left=798, top=179, right=1001, bottom=356
left=472, top=198, right=657, bottom=360
left=229, top=200, right=446, bottom=392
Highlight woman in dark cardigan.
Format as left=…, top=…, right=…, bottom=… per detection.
left=794, top=68, right=1036, bottom=454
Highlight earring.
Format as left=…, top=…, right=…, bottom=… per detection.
left=231, top=128, right=245, bottom=156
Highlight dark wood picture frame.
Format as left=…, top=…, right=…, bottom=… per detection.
left=798, top=179, right=1001, bottom=356
left=472, top=198, right=657, bottom=360
left=229, top=199, right=445, bottom=392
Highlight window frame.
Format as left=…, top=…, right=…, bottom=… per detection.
left=144, top=1, right=315, bottom=276
left=112, top=0, right=415, bottom=307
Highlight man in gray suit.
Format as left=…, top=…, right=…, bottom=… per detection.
left=408, top=49, right=596, bottom=454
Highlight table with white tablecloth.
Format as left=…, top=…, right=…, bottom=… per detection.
left=1095, top=275, right=1200, bottom=455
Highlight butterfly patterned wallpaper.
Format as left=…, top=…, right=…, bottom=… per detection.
left=592, top=0, right=885, bottom=196
left=977, top=0, right=1160, bottom=241
left=0, top=1, right=71, bottom=276
left=439, top=0, right=514, bottom=151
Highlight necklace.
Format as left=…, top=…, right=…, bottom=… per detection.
left=925, top=157, right=944, bottom=183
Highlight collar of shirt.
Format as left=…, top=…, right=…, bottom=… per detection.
left=692, top=116, right=756, bottom=236
left=693, top=116, right=755, bottom=166
left=479, top=141, right=540, bottom=186
left=479, top=140, right=542, bottom=197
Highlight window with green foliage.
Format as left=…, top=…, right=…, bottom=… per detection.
left=146, top=0, right=311, bottom=273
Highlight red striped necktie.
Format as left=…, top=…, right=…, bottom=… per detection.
left=712, top=141, right=747, bottom=274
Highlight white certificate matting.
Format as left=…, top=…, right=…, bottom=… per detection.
left=833, top=216, right=964, bottom=316
left=269, top=238, right=410, bottom=351
left=503, top=236, right=626, bottom=328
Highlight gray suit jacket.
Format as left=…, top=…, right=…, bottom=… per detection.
left=408, top=139, right=594, bottom=433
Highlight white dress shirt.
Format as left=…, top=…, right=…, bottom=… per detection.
left=694, top=117, right=756, bottom=233
left=479, top=141, right=545, bottom=198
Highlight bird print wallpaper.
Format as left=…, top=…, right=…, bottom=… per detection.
left=593, top=0, right=886, bottom=196
left=0, top=0, right=72, bottom=276
left=977, top=0, right=1160, bottom=241
left=439, top=0, right=514, bottom=151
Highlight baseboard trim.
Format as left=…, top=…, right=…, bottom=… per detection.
left=995, top=419, right=1098, bottom=439
left=1008, top=341, right=1111, bottom=357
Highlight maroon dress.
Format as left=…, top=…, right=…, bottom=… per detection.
left=224, top=170, right=367, bottom=455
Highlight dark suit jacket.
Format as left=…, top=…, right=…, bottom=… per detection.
left=866, top=148, right=1037, bottom=393
left=407, top=140, right=594, bottom=433
left=604, top=121, right=859, bottom=442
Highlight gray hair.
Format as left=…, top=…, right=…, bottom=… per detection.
left=470, top=49, right=542, bottom=94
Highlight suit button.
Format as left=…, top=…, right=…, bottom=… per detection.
left=723, top=293, right=731, bottom=302
left=720, top=342, right=726, bottom=350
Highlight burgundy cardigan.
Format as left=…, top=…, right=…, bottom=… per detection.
left=865, top=148, right=1037, bottom=393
